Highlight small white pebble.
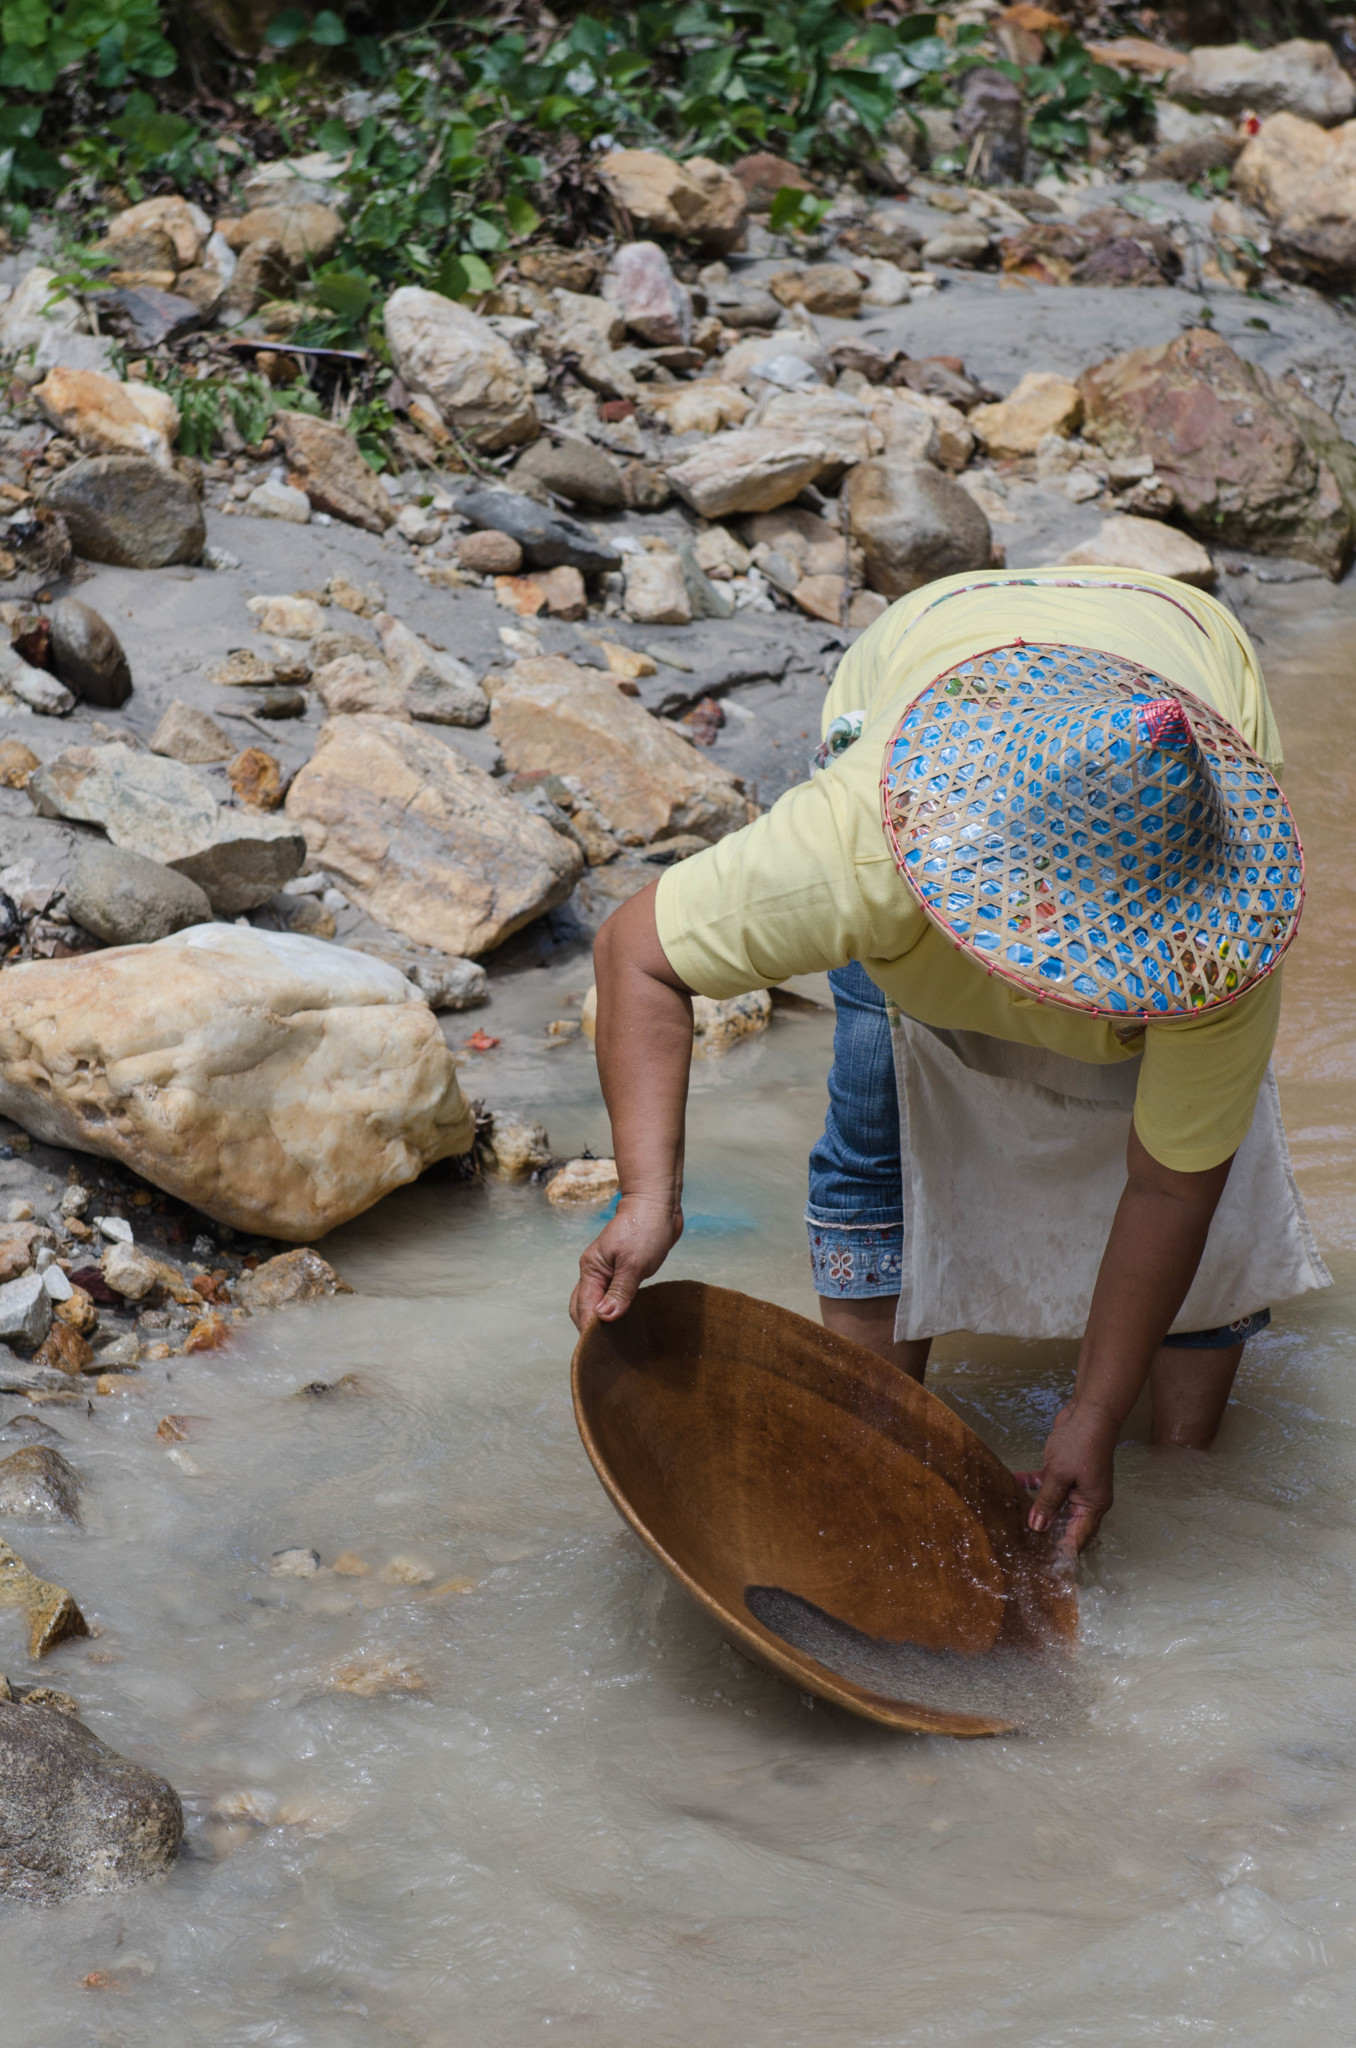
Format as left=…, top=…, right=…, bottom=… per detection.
left=269, top=1547, right=321, bottom=1579
left=95, top=1215, right=133, bottom=1244
left=42, top=1265, right=72, bottom=1301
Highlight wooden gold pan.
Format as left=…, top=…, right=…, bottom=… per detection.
left=572, top=1281, right=1078, bottom=1737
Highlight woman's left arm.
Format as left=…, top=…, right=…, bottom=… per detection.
left=1026, top=1126, right=1234, bottom=1552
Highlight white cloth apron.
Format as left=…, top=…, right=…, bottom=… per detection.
left=889, top=1014, right=1331, bottom=1343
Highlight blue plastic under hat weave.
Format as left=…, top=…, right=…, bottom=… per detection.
left=880, top=642, right=1303, bottom=1019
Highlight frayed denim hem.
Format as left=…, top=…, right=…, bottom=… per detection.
left=807, top=1221, right=904, bottom=1299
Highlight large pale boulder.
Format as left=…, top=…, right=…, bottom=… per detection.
left=272, top=412, right=394, bottom=534
left=666, top=428, right=826, bottom=518
left=1078, top=326, right=1353, bottom=576
left=1235, top=113, right=1356, bottom=278
left=1060, top=515, right=1216, bottom=588
left=597, top=150, right=747, bottom=253
left=0, top=926, right=474, bottom=1240
left=28, top=743, right=305, bottom=913
left=488, top=656, right=752, bottom=845
left=969, top=371, right=1083, bottom=458
left=284, top=714, right=583, bottom=958
left=384, top=288, right=538, bottom=453
left=1168, top=40, right=1353, bottom=127
left=34, top=368, right=179, bottom=467
left=845, top=460, right=993, bottom=598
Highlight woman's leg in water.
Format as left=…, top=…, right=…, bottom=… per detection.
left=808, top=963, right=931, bottom=1380
left=1147, top=1312, right=1266, bottom=1446
left=1148, top=1343, right=1245, bottom=1448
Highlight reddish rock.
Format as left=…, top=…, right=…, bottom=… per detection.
left=1079, top=327, right=1353, bottom=578
left=603, top=242, right=692, bottom=348
left=228, top=747, right=284, bottom=811
left=732, top=153, right=817, bottom=212
left=272, top=412, right=395, bottom=535
left=1001, top=207, right=1180, bottom=288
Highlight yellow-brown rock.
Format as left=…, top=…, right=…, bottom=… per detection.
left=228, top=747, right=284, bottom=810
left=102, top=194, right=210, bottom=271
left=0, top=1537, right=89, bottom=1658
left=34, top=368, right=179, bottom=467
left=0, top=926, right=474, bottom=1240
left=383, top=288, right=538, bottom=453
left=216, top=203, right=344, bottom=267
left=489, top=656, right=753, bottom=844
left=969, top=372, right=1083, bottom=458
left=1235, top=112, right=1356, bottom=277
left=284, top=714, right=583, bottom=959
left=597, top=150, right=747, bottom=253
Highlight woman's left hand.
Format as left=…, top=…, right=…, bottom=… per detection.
left=1026, top=1401, right=1119, bottom=1554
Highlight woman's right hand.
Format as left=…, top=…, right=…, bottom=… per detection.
left=570, top=1195, right=684, bottom=1332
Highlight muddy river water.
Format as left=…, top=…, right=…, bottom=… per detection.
left=5, top=587, right=1356, bottom=2044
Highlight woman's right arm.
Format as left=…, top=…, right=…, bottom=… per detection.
left=569, top=881, right=697, bottom=1332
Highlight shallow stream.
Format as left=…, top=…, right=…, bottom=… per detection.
left=5, top=594, right=1356, bottom=2045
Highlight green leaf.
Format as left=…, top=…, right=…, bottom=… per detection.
left=503, top=192, right=540, bottom=239
left=310, top=9, right=346, bottom=44
left=535, top=94, right=581, bottom=126
left=467, top=214, right=505, bottom=252
left=832, top=67, right=894, bottom=128
left=7, top=137, right=62, bottom=188
left=605, top=51, right=650, bottom=86
left=109, top=104, right=193, bottom=155
left=0, top=102, right=41, bottom=140
left=263, top=7, right=309, bottom=49
left=0, top=45, right=55, bottom=90
left=768, top=184, right=827, bottom=234
left=316, top=118, right=351, bottom=154
left=0, top=0, right=49, bottom=50
left=568, top=15, right=610, bottom=62
left=313, top=269, right=372, bottom=321
left=436, top=248, right=494, bottom=300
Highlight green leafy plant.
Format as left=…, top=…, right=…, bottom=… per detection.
left=1015, top=34, right=1156, bottom=159
left=0, top=0, right=174, bottom=94
left=768, top=185, right=831, bottom=236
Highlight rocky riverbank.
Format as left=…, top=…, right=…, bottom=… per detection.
left=4, top=2, right=1356, bottom=1905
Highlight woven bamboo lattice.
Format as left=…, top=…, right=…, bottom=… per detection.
left=880, top=643, right=1304, bottom=1019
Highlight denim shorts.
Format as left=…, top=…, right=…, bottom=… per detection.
left=806, top=961, right=1269, bottom=1348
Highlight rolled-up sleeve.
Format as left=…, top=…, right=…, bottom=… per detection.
left=1134, top=969, right=1282, bottom=1172
left=654, top=768, right=910, bottom=997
